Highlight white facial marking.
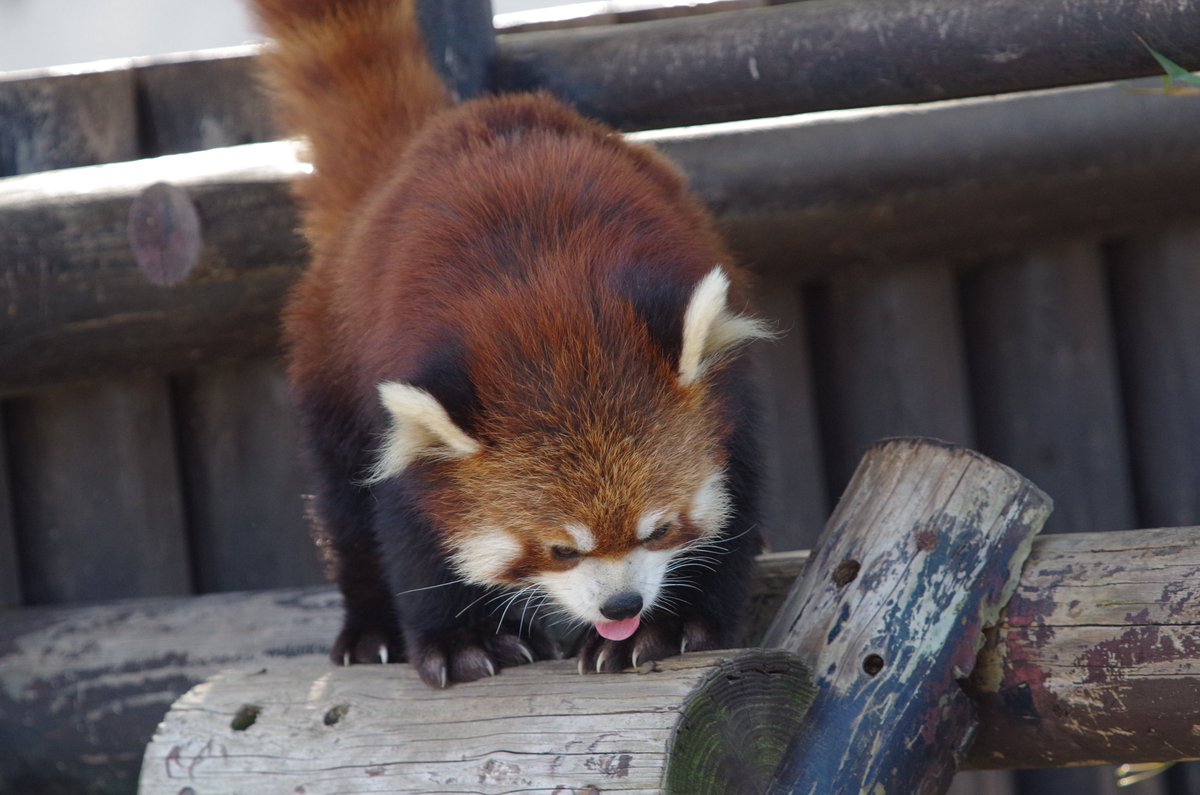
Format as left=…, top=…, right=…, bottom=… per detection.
left=369, top=382, right=481, bottom=482
left=678, top=266, right=774, bottom=386
left=563, top=522, right=596, bottom=554
left=690, top=471, right=731, bottom=537
left=636, top=508, right=672, bottom=541
left=534, top=548, right=675, bottom=624
left=449, top=527, right=522, bottom=584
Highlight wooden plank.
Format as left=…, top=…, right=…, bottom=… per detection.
left=494, top=0, right=1200, bottom=130
left=0, top=409, right=20, bottom=606
left=4, top=376, right=192, bottom=603
left=962, top=243, right=1137, bottom=536
left=1109, top=228, right=1200, bottom=527
left=5, top=79, right=1200, bottom=392
left=763, top=438, right=1050, bottom=794
left=810, top=263, right=974, bottom=492
left=3, top=526, right=1198, bottom=792
left=0, top=66, right=137, bottom=176
left=172, top=359, right=324, bottom=592
left=751, top=277, right=827, bottom=551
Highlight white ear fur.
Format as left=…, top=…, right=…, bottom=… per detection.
left=678, top=266, right=773, bottom=386
left=368, top=382, right=480, bottom=482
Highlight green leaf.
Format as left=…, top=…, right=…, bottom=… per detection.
left=1136, top=34, right=1200, bottom=88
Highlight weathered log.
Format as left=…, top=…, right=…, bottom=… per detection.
left=4, top=526, right=1200, bottom=792
left=134, top=650, right=814, bottom=794
left=5, top=75, right=1200, bottom=394
left=495, top=0, right=1200, bottom=130
left=762, top=439, right=1050, bottom=793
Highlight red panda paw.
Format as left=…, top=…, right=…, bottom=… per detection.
left=576, top=616, right=722, bottom=675
left=331, top=625, right=405, bottom=666
left=406, top=625, right=559, bottom=689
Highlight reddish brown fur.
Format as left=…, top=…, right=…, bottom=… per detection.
left=254, top=0, right=765, bottom=686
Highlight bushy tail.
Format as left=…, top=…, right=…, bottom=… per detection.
left=252, top=0, right=448, bottom=255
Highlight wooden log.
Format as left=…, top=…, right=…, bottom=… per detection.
left=1109, top=228, right=1200, bottom=528
left=494, top=0, right=1200, bottom=130
left=762, top=438, right=1051, bottom=794
left=750, top=277, right=828, bottom=551
left=4, top=525, right=1200, bottom=792
left=134, top=650, right=814, bottom=794
left=133, top=48, right=279, bottom=157
left=3, top=377, right=192, bottom=603
left=0, top=141, right=308, bottom=394
left=4, top=76, right=1200, bottom=393
left=0, top=66, right=138, bottom=176
left=0, top=409, right=20, bottom=606
left=809, top=263, right=974, bottom=491
left=172, top=359, right=325, bottom=592
left=962, top=243, right=1137, bottom=537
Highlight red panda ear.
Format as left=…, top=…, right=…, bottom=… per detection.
left=368, top=382, right=481, bottom=482
left=678, top=266, right=773, bottom=386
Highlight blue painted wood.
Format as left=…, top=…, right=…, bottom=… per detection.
left=763, top=438, right=1051, bottom=794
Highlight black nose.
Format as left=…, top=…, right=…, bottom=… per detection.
left=600, top=592, right=643, bottom=620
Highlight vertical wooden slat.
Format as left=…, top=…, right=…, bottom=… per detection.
left=961, top=243, right=1137, bottom=795
left=2, top=65, right=195, bottom=606
left=173, top=360, right=324, bottom=592
left=6, top=377, right=191, bottom=603
left=0, top=408, right=21, bottom=605
left=962, top=243, right=1136, bottom=536
left=1109, top=229, right=1200, bottom=527
left=947, top=771, right=1015, bottom=795
left=752, top=278, right=827, bottom=551
left=811, top=263, right=975, bottom=493
left=416, top=0, right=496, bottom=99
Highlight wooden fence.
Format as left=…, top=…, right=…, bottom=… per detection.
left=1, top=0, right=1199, bottom=793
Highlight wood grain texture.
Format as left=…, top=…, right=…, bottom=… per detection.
left=963, top=243, right=1137, bottom=537
left=811, top=263, right=975, bottom=493
left=751, top=279, right=827, bottom=551
left=0, top=587, right=340, bottom=795
left=3, top=527, right=1198, bottom=793
left=3, top=377, right=192, bottom=604
left=172, top=359, right=324, bottom=592
left=136, top=649, right=813, bottom=795
left=0, top=409, right=20, bottom=606
left=1109, top=228, right=1200, bottom=528
left=763, top=438, right=1051, bottom=794
left=0, top=67, right=138, bottom=176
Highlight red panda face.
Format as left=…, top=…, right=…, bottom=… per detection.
left=370, top=265, right=769, bottom=634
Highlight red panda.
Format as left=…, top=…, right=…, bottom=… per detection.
left=253, top=0, right=771, bottom=688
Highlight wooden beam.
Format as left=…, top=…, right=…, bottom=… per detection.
left=761, top=439, right=1049, bottom=793
left=494, top=0, right=1200, bottom=130
left=4, top=75, right=1200, bottom=394
left=3, top=525, right=1199, bottom=792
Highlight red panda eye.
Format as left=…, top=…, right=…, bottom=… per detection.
left=551, top=545, right=582, bottom=561
left=645, top=522, right=672, bottom=544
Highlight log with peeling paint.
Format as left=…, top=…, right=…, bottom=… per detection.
left=135, top=439, right=1047, bottom=794
left=5, top=454, right=1200, bottom=792
left=760, top=438, right=1051, bottom=794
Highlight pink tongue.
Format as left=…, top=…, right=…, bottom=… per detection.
left=595, top=615, right=641, bottom=641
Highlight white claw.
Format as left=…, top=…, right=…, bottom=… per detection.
left=595, top=650, right=608, bottom=673
left=577, top=657, right=586, bottom=676
left=485, top=658, right=497, bottom=677
left=378, top=645, right=389, bottom=665
left=516, top=642, right=534, bottom=664
left=632, top=650, right=640, bottom=669
left=439, top=666, right=449, bottom=689
left=680, top=638, right=689, bottom=654
left=342, top=651, right=352, bottom=667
